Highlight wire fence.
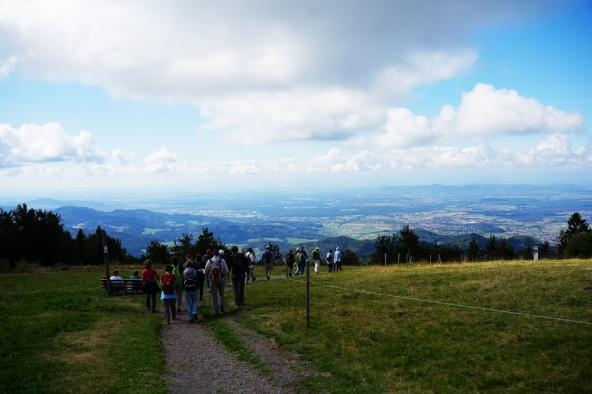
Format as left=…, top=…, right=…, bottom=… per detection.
left=285, top=276, right=592, bottom=326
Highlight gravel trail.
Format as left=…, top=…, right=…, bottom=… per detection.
left=162, top=311, right=316, bottom=394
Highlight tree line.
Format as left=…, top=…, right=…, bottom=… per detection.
left=373, top=212, right=592, bottom=263
left=0, top=204, right=128, bottom=267
left=1, top=203, right=590, bottom=267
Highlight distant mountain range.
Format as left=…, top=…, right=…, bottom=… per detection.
left=3, top=184, right=590, bottom=258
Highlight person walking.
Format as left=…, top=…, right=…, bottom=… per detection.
left=182, top=261, right=199, bottom=322
left=326, top=250, right=334, bottom=272
left=311, top=247, right=321, bottom=273
left=172, top=255, right=185, bottom=313
left=296, top=246, right=308, bottom=276
left=245, top=248, right=257, bottom=283
left=204, top=249, right=229, bottom=316
left=334, top=247, right=343, bottom=271
left=141, top=259, right=159, bottom=313
left=229, top=246, right=247, bottom=307
left=160, top=264, right=177, bottom=324
left=261, top=245, right=273, bottom=280
left=197, top=249, right=212, bottom=301
left=285, top=249, right=294, bottom=278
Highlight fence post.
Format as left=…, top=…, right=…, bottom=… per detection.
left=306, top=259, right=311, bottom=329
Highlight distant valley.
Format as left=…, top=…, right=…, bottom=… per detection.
left=3, top=184, right=591, bottom=258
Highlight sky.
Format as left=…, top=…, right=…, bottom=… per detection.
left=0, top=0, right=591, bottom=199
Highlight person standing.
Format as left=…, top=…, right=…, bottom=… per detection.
left=245, top=248, right=257, bottom=283
left=141, top=259, right=159, bottom=313
left=261, top=245, right=273, bottom=280
left=285, top=249, right=295, bottom=278
left=182, top=261, right=199, bottom=322
left=229, top=246, right=247, bottom=307
left=326, top=250, right=334, bottom=272
left=198, top=249, right=212, bottom=301
left=334, top=247, right=343, bottom=271
left=172, top=255, right=185, bottom=313
left=204, top=249, right=229, bottom=315
left=311, top=247, right=321, bottom=273
left=160, top=264, right=177, bottom=324
left=296, top=246, right=308, bottom=276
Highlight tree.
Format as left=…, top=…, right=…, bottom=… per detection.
left=538, top=241, right=551, bottom=259
left=558, top=212, right=591, bottom=255
left=467, top=238, right=482, bottom=262
left=564, top=232, right=592, bottom=258
left=372, top=234, right=397, bottom=264
left=145, top=240, right=170, bottom=265
left=194, top=227, right=224, bottom=255
left=342, top=249, right=360, bottom=265
left=486, top=235, right=498, bottom=260
left=171, top=233, right=193, bottom=258
left=399, top=225, right=418, bottom=262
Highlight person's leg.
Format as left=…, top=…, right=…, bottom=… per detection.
left=210, top=282, right=220, bottom=314
left=218, top=280, right=226, bottom=313
left=238, top=274, right=245, bottom=305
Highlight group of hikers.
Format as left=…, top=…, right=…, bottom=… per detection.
left=284, top=246, right=344, bottom=277
left=109, top=244, right=343, bottom=324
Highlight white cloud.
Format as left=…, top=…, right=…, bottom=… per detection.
left=452, top=83, right=584, bottom=136
left=0, top=55, right=19, bottom=76
left=0, top=122, right=105, bottom=164
left=0, top=0, right=566, bottom=147
left=144, top=147, right=178, bottom=173
left=199, top=87, right=383, bottom=143
left=375, top=84, right=585, bottom=149
left=372, top=49, right=477, bottom=98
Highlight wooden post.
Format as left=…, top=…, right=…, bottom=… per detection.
left=102, top=230, right=111, bottom=295
left=306, top=258, right=311, bottom=329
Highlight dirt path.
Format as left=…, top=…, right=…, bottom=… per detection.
left=162, top=310, right=316, bottom=393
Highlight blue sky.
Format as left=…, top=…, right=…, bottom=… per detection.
left=0, top=0, right=590, bottom=199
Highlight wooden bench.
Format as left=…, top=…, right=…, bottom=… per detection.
left=100, top=278, right=143, bottom=295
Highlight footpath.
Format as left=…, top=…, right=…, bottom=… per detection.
left=162, top=282, right=317, bottom=393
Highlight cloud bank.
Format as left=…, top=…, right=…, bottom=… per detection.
left=0, top=0, right=588, bottom=190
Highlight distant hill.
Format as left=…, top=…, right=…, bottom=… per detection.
left=53, top=206, right=541, bottom=259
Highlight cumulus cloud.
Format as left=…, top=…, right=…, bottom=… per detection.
left=0, top=122, right=106, bottom=164
left=144, top=147, right=178, bottom=173
left=375, top=84, right=584, bottom=149
left=372, top=49, right=477, bottom=98
left=0, top=55, right=19, bottom=76
left=452, top=83, right=584, bottom=136
left=0, top=0, right=566, bottom=145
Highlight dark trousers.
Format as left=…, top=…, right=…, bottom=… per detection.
left=163, top=298, right=176, bottom=323
left=232, top=273, right=246, bottom=306
left=196, top=270, right=205, bottom=300
left=144, top=281, right=159, bottom=312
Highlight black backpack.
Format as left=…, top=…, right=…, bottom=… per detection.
left=183, top=270, right=197, bottom=291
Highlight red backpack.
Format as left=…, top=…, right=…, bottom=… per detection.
left=161, top=272, right=175, bottom=294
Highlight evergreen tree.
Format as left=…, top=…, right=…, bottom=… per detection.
left=558, top=212, right=591, bottom=255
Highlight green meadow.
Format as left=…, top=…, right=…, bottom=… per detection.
left=1, top=260, right=591, bottom=393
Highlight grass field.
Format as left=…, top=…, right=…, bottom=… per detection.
left=1, top=260, right=591, bottom=393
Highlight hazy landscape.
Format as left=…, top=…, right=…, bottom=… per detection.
left=3, top=184, right=590, bottom=257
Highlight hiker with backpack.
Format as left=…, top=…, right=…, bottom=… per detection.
left=334, top=247, right=343, bottom=271
left=311, top=246, right=321, bottom=273
left=172, top=255, right=185, bottom=313
left=261, top=245, right=273, bottom=280
left=160, top=264, right=177, bottom=324
left=296, top=246, right=308, bottom=276
left=245, top=247, right=256, bottom=283
left=198, top=249, right=212, bottom=301
left=285, top=249, right=294, bottom=278
left=142, top=259, right=160, bottom=313
left=229, top=246, right=247, bottom=307
left=326, top=250, right=334, bottom=272
left=204, top=249, right=229, bottom=316
left=182, top=261, right=199, bottom=322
